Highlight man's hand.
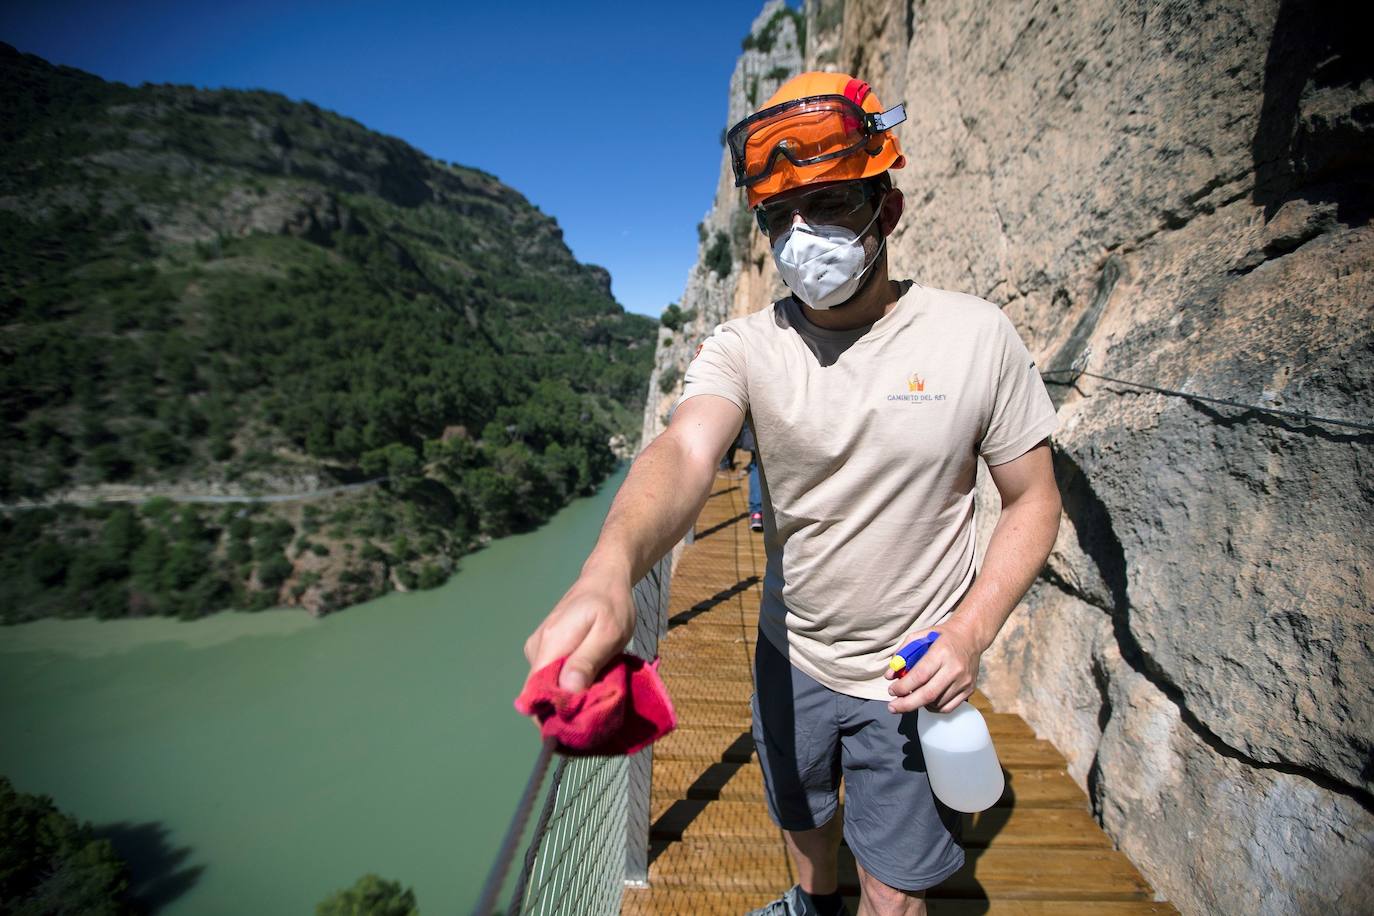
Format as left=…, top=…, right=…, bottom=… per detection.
left=523, top=569, right=635, bottom=693
left=884, top=616, right=984, bottom=714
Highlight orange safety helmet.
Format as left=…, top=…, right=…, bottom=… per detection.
left=729, top=71, right=906, bottom=208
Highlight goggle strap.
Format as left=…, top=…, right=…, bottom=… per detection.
left=869, top=104, right=906, bottom=133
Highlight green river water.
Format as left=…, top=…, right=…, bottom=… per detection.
left=0, top=464, right=628, bottom=914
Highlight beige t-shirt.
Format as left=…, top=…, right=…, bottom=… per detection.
left=675, top=281, right=1058, bottom=700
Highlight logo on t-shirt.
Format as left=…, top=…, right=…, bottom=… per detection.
left=888, top=370, right=947, bottom=403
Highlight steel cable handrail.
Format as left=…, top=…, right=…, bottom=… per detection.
left=1041, top=367, right=1373, bottom=433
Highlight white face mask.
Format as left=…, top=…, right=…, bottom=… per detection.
left=770, top=199, right=886, bottom=310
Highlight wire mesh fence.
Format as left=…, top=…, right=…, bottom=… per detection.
left=509, top=752, right=630, bottom=915
left=477, top=554, right=673, bottom=916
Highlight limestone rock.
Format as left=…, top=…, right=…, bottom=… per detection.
left=1094, top=644, right=1374, bottom=916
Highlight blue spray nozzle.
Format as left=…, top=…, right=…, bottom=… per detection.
left=891, top=632, right=940, bottom=673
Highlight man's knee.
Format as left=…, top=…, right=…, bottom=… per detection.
left=856, top=861, right=926, bottom=915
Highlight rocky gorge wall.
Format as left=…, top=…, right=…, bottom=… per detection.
left=645, top=2, right=1373, bottom=913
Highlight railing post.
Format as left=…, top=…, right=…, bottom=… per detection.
left=624, top=554, right=671, bottom=887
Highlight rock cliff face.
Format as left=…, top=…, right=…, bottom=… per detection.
left=647, top=2, right=1373, bottom=912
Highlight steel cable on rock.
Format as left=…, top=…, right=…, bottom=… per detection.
left=1041, top=367, right=1374, bottom=433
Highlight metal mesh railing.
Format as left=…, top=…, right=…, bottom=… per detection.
left=511, top=752, right=630, bottom=914
left=475, top=555, right=672, bottom=915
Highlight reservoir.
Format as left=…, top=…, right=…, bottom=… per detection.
left=0, top=464, right=629, bottom=914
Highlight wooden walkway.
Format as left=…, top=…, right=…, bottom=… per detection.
left=622, top=473, right=1177, bottom=915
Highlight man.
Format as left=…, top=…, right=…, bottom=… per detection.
left=522, top=72, right=1061, bottom=916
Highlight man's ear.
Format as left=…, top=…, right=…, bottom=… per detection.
left=880, top=187, right=904, bottom=236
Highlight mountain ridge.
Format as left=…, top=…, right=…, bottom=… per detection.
left=0, top=42, right=655, bottom=620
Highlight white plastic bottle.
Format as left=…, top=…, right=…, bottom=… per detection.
left=890, top=633, right=1004, bottom=812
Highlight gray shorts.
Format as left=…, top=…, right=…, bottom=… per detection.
left=750, top=631, right=965, bottom=892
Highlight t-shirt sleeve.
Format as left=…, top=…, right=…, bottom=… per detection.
left=673, top=326, right=749, bottom=417
left=979, top=312, right=1059, bottom=466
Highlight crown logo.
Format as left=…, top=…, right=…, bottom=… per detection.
left=906, top=372, right=925, bottom=392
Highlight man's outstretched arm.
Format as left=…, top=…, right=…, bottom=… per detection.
left=523, top=394, right=744, bottom=692
left=886, top=439, right=1061, bottom=713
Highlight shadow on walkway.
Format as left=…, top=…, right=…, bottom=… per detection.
left=668, top=576, right=761, bottom=630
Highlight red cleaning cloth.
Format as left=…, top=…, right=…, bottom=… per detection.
left=514, top=654, right=677, bottom=757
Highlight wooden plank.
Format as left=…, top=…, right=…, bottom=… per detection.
left=662, top=699, right=1037, bottom=740
left=651, top=758, right=770, bottom=803
left=931, top=847, right=1153, bottom=901
left=664, top=681, right=1007, bottom=725
left=666, top=621, right=763, bottom=637
left=650, top=799, right=1110, bottom=851
left=650, top=798, right=777, bottom=842
left=962, top=807, right=1111, bottom=849
left=650, top=760, right=1088, bottom=811
left=997, top=768, right=1089, bottom=809
left=622, top=889, right=1178, bottom=916
left=659, top=677, right=754, bottom=705
left=653, top=726, right=756, bottom=763
left=646, top=841, right=1152, bottom=900
left=658, top=660, right=755, bottom=684
left=654, top=725, right=1060, bottom=771
left=621, top=887, right=783, bottom=916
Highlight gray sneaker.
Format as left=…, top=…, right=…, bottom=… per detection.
left=744, top=885, right=849, bottom=916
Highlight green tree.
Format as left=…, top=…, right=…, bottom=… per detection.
left=98, top=507, right=143, bottom=563
left=256, top=554, right=293, bottom=590
left=705, top=230, right=732, bottom=278
left=315, top=874, right=418, bottom=915
left=130, top=528, right=169, bottom=595
left=88, top=443, right=133, bottom=482
left=416, top=563, right=446, bottom=590
left=464, top=466, right=519, bottom=535
left=0, top=776, right=132, bottom=915
left=660, top=303, right=687, bottom=330
left=163, top=540, right=209, bottom=592
left=28, top=539, right=69, bottom=587
left=361, top=443, right=420, bottom=482
left=139, top=426, right=188, bottom=468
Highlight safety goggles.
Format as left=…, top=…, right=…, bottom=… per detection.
left=753, top=181, right=884, bottom=236
left=728, top=94, right=906, bottom=189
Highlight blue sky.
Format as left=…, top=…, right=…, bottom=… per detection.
left=1, top=0, right=774, bottom=317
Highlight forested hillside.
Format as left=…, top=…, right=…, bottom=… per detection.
left=0, top=43, right=655, bottom=620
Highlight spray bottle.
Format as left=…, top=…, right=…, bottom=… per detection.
left=889, top=632, right=1004, bottom=812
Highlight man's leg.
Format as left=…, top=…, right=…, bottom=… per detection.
left=838, top=697, right=964, bottom=916
left=750, top=633, right=849, bottom=914
left=748, top=453, right=762, bottom=514
left=854, top=859, right=926, bottom=916
left=780, top=814, right=844, bottom=895
left=748, top=454, right=764, bottom=529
